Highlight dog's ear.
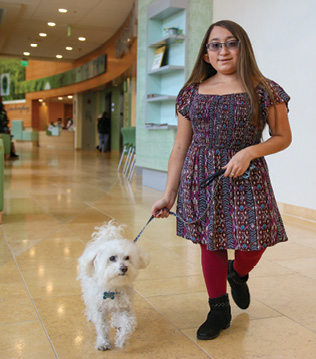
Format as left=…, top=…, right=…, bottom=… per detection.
left=79, top=253, right=97, bottom=277
left=85, top=255, right=96, bottom=277
left=136, top=248, right=150, bottom=269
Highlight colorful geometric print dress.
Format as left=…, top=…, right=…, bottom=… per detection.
left=176, top=79, right=290, bottom=252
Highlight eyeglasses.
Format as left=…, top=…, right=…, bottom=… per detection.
left=206, top=40, right=240, bottom=52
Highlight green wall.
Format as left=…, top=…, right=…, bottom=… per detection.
left=0, top=58, right=26, bottom=100
left=136, top=0, right=214, bottom=172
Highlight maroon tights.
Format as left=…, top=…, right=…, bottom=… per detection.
left=200, top=244, right=266, bottom=299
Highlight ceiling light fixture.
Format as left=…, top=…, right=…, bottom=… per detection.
left=67, top=95, right=73, bottom=99
left=58, top=8, right=67, bottom=13
left=39, top=33, right=47, bottom=37
left=48, top=22, right=56, bottom=27
left=23, top=51, right=30, bottom=56
left=30, top=43, right=38, bottom=47
left=58, top=97, right=63, bottom=100
left=65, top=46, right=73, bottom=51
left=38, top=99, right=43, bottom=102
left=78, top=37, right=86, bottom=41
left=56, top=54, right=63, bottom=59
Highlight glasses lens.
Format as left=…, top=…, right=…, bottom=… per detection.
left=207, top=42, right=221, bottom=51
left=226, top=40, right=239, bottom=49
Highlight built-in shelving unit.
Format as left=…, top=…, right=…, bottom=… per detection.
left=145, top=0, right=188, bottom=129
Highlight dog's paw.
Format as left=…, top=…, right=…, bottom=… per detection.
left=96, top=341, right=112, bottom=351
left=97, top=343, right=112, bottom=351
left=115, top=335, right=129, bottom=349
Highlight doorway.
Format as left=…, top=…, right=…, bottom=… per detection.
left=81, top=94, right=96, bottom=150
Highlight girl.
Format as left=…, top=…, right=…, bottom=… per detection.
left=151, top=20, right=292, bottom=340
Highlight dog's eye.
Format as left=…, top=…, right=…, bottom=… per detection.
left=109, top=256, right=117, bottom=262
left=124, top=256, right=130, bottom=261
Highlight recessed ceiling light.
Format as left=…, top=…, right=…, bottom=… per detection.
left=38, top=99, right=43, bottom=102
left=30, top=43, right=38, bottom=47
left=65, top=46, right=73, bottom=51
left=48, top=22, right=56, bottom=27
left=58, top=97, right=63, bottom=100
left=58, top=8, right=67, bottom=13
left=67, top=95, right=73, bottom=99
left=78, top=37, right=86, bottom=41
left=39, top=33, right=47, bottom=37
left=23, top=51, right=30, bottom=56
left=56, top=54, right=63, bottom=59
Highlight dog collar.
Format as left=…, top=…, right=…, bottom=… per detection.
left=103, top=291, right=120, bottom=300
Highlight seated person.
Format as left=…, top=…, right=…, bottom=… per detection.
left=65, top=118, right=73, bottom=130
left=48, top=121, right=55, bottom=132
left=54, top=118, right=63, bottom=128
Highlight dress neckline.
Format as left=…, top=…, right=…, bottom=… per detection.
left=196, top=83, right=247, bottom=97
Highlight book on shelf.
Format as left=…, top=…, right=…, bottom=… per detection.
left=145, top=122, right=169, bottom=129
left=147, top=93, right=162, bottom=98
left=151, top=46, right=166, bottom=70
left=147, top=94, right=177, bottom=101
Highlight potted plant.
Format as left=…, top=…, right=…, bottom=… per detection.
left=163, top=27, right=183, bottom=36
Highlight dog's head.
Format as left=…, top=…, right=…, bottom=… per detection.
left=78, top=222, right=150, bottom=288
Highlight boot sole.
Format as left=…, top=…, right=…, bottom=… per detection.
left=196, top=323, right=230, bottom=340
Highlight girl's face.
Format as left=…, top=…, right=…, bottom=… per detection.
left=203, top=26, right=240, bottom=76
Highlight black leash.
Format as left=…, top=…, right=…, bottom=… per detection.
left=200, top=169, right=226, bottom=189
left=133, top=165, right=258, bottom=243
left=133, top=168, right=226, bottom=243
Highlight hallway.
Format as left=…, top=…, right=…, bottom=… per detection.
left=1, top=143, right=316, bottom=358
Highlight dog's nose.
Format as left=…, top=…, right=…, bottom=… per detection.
left=120, top=265, right=128, bottom=274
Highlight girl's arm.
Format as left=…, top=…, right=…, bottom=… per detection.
left=224, top=102, right=292, bottom=177
left=151, top=114, right=193, bottom=218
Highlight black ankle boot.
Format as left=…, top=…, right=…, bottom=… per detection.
left=197, top=294, right=231, bottom=340
left=227, top=260, right=250, bottom=309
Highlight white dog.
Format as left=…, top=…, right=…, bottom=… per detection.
left=77, top=221, right=150, bottom=350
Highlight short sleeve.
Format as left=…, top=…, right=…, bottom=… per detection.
left=176, top=84, right=197, bottom=119
left=258, top=79, right=290, bottom=113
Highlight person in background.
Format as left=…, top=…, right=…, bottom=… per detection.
left=48, top=121, right=55, bottom=132
left=96, top=111, right=111, bottom=152
left=0, top=97, right=19, bottom=158
left=151, top=20, right=291, bottom=340
left=65, top=117, right=73, bottom=130
left=54, top=118, right=63, bottom=128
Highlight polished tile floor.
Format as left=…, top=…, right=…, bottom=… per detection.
left=1, top=143, right=316, bottom=359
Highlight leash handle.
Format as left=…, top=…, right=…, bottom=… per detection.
left=200, top=164, right=258, bottom=189
left=200, top=169, right=226, bottom=189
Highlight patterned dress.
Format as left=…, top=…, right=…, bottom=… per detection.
left=176, top=79, right=290, bottom=251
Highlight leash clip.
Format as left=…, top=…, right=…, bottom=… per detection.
left=242, top=164, right=257, bottom=179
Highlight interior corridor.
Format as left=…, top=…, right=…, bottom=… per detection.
left=1, top=143, right=316, bottom=359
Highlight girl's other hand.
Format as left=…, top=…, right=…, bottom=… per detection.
left=223, top=148, right=252, bottom=178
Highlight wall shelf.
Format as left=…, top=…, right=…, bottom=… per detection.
left=148, top=65, right=184, bottom=75
left=148, top=35, right=185, bottom=48
left=145, top=0, right=188, bottom=129
left=147, top=95, right=176, bottom=102
left=145, top=124, right=177, bottom=130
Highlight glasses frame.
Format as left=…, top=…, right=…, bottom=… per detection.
left=206, top=40, right=240, bottom=52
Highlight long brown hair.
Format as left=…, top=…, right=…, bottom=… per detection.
left=180, top=20, right=274, bottom=127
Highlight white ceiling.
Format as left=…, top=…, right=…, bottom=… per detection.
left=0, top=0, right=135, bottom=62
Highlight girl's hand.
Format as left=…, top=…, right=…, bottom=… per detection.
left=151, top=197, right=175, bottom=218
left=223, top=148, right=253, bottom=178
